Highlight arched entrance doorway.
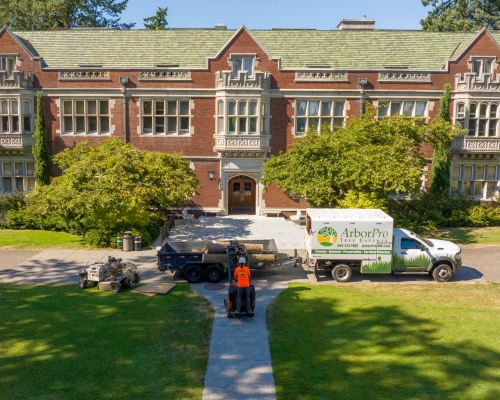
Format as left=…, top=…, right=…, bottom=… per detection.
left=227, top=175, right=256, bottom=214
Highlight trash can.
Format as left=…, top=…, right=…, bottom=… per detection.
left=133, top=236, right=142, bottom=251
left=123, top=231, right=133, bottom=252
left=117, top=236, right=123, bottom=249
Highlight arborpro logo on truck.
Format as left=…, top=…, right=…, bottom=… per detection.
left=317, top=227, right=389, bottom=247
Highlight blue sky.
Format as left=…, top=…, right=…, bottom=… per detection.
left=121, top=0, right=430, bottom=30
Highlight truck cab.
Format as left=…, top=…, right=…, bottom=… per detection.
left=393, top=228, right=462, bottom=280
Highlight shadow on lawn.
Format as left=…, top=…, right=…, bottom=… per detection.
left=269, top=286, right=500, bottom=400
left=0, top=284, right=212, bottom=399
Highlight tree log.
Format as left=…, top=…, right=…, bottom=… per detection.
left=204, top=242, right=264, bottom=254
left=202, top=253, right=276, bottom=264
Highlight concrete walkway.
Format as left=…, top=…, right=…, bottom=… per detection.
left=171, top=215, right=308, bottom=400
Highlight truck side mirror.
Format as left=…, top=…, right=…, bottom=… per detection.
left=420, top=244, right=427, bottom=252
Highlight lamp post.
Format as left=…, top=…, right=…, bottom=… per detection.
left=358, top=78, right=368, bottom=118
left=120, top=77, right=129, bottom=142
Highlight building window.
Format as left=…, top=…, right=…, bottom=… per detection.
left=471, top=57, right=494, bottom=78
left=218, top=99, right=268, bottom=135
left=141, top=99, right=190, bottom=135
left=468, top=102, right=498, bottom=137
left=295, top=100, right=345, bottom=135
left=450, top=164, right=497, bottom=199
left=232, top=57, right=254, bottom=77
left=1, top=160, right=35, bottom=194
left=62, top=99, right=109, bottom=135
left=378, top=101, right=427, bottom=118
left=0, top=56, right=16, bottom=77
left=0, top=99, right=32, bottom=134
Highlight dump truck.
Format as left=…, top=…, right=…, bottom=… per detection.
left=305, top=208, right=462, bottom=282
left=156, top=239, right=301, bottom=283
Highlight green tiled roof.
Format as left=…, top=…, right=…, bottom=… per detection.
left=253, top=30, right=476, bottom=70
left=13, top=28, right=479, bottom=70
left=14, top=29, right=236, bottom=68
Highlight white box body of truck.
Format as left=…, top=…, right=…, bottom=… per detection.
left=305, top=208, right=393, bottom=274
left=305, top=208, right=462, bottom=282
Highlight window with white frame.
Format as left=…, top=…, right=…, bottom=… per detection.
left=0, top=56, right=16, bottom=77
left=1, top=160, right=35, bottom=194
left=218, top=99, right=268, bottom=135
left=467, top=102, right=498, bottom=137
left=0, top=98, right=32, bottom=134
left=141, top=99, right=190, bottom=135
left=378, top=101, right=427, bottom=118
left=450, top=164, right=498, bottom=198
left=295, top=100, right=345, bottom=135
left=62, top=99, right=110, bottom=135
left=471, top=57, right=494, bottom=78
left=232, top=57, right=254, bottom=77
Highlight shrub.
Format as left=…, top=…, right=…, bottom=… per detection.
left=337, top=191, right=388, bottom=211
left=388, top=194, right=500, bottom=232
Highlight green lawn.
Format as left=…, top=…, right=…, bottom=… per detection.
left=0, top=229, right=89, bottom=249
left=268, top=283, right=500, bottom=400
left=0, top=284, right=213, bottom=399
left=431, top=226, right=500, bottom=245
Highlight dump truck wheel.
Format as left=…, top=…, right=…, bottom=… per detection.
left=432, top=264, right=452, bottom=282
left=332, top=264, right=352, bottom=282
left=110, top=282, right=122, bottom=293
left=205, top=265, right=223, bottom=283
left=184, top=265, right=203, bottom=283
left=79, top=278, right=87, bottom=289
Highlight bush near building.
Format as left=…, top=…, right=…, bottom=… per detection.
left=1, top=139, right=199, bottom=247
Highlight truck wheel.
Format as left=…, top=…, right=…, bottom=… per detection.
left=432, top=264, right=453, bottom=282
left=332, top=264, right=352, bottom=282
left=205, top=265, right=223, bottom=283
left=110, top=282, right=122, bottom=293
left=184, top=265, right=203, bottom=283
left=79, top=278, right=87, bottom=289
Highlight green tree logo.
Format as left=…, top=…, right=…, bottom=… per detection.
left=317, top=227, right=338, bottom=247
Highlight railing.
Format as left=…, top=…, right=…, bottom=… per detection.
left=214, top=134, right=270, bottom=152
left=215, top=70, right=271, bottom=89
left=450, top=136, right=500, bottom=152
left=159, top=215, right=176, bottom=244
left=0, top=134, right=35, bottom=149
left=0, top=71, right=33, bottom=88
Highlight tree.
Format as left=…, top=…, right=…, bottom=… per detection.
left=9, top=139, right=199, bottom=246
left=429, top=83, right=453, bottom=196
left=0, top=0, right=134, bottom=30
left=33, top=91, right=51, bottom=186
left=421, top=0, right=500, bottom=31
left=143, top=7, right=169, bottom=30
left=261, top=106, right=458, bottom=208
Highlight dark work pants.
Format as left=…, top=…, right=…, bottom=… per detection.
left=237, top=286, right=251, bottom=312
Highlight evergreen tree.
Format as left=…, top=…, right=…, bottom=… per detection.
left=421, top=0, right=500, bottom=32
left=429, top=84, right=453, bottom=196
left=143, top=7, right=169, bottom=30
left=0, top=0, right=134, bottom=30
left=33, top=91, right=51, bottom=186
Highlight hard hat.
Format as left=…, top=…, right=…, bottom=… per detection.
left=239, top=257, right=246, bottom=264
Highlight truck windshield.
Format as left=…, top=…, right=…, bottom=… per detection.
left=415, top=234, right=433, bottom=247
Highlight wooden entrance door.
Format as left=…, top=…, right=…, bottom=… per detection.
left=228, top=176, right=256, bottom=214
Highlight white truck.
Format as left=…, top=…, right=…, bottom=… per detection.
left=304, top=208, right=462, bottom=282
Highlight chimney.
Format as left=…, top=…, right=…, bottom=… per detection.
left=337, top=18, right=375, bottom=30
left=214, top=24, right=227, bottom=30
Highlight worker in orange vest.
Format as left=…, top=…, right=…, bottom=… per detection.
left=234, top=257, right=252, bottom=313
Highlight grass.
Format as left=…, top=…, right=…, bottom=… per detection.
left=0, top=283, right=213, bottom=399
left=268, top=283, right=500, bottom=400
left=430, top=226, right=500, bottom=245
left=0, top=229, right=89, bottom=249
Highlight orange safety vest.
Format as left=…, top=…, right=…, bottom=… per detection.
left=234, top=266, right=251, bottom=287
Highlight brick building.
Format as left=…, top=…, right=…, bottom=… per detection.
left=0, top=19, right=499, bottom=215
